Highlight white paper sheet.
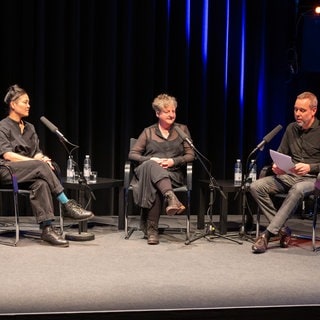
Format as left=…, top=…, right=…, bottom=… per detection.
left=269, top=149, right=295, bottom=173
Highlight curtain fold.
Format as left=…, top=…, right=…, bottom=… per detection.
left=0, top=0, right=319, bottom=214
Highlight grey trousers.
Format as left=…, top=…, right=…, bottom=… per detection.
left=0, top=160, right=64, bottom=224
left=249, top=174, right=316, bottom=234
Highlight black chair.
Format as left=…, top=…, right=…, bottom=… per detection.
left=255, top=165, right=319, bottom=251
left=0, top=164, right=64, bottom=246
left=124, top=138, right=193, bottom=241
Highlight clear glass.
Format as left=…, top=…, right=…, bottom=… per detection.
left=89, top=171, right=97, bottom=183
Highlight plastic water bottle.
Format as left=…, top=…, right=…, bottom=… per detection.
left=249, top=159, right=257, bottom=182
left=66, top=156, right=75, bottom=182
left=234, top=159, right=242, bottom=186
left=83, top=155, right=91, bottom=181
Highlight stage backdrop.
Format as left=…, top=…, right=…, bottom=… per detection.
left=0, top=0, right=319, bottom=215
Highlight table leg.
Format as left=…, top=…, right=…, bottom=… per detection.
left=118, top=186, right=124, bottom=230
left=198, top=184, right=206, bottom=229
left=219, top=194, right=228, bottom=235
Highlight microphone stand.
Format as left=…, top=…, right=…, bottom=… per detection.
left=233, top=157, right=256, bottom=243
left=233, top=146, right=263, bottom=242
left=185, top=143, right=243, bottom=245
left=50, top=135, right=96, bottom=241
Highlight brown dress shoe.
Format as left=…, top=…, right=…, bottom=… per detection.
left=279, top=226, right=291, bottom=248
left=41, top=225, right=69, bottom=247
left=252, top=233, right=268, bottom=253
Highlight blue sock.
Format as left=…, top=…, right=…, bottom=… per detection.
left=40, top=220, right=52, bottom=229
left=57, top=192, right=69, bottom=204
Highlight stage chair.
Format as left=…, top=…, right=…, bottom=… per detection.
left=254, top=165, right=320, bottom=251
left=124, top=138, right=193, bottom=241
left=0, top=164, right=64, bottom=246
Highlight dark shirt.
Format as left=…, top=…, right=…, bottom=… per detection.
left=278, top=118, right=320, bottom=174
left=128, top=123, right=195, bottom=168
left=0, top=116, right=41, bottom=161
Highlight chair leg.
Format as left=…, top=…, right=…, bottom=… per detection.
left=58, top=202, right=64, bottom=235
left=312, top=195, right=319, bottom=252
left=124, top=191, right=138, bottom=239
left=186, top=191, right=191, bottom=241
left=0, top=191, right=20, bottom=246
left=255, top=208, right=260, bottom=238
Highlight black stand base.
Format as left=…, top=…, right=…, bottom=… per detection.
left=64, top=221, right=95, bottom=241
left=185, top=223, right=243, bottom=245
left=65, top=231, right=95, bottom=241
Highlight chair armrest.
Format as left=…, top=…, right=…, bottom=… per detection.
left=259, top=165, right=273, bottom=179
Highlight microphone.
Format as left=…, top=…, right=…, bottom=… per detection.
left=40, top=116, right=68, bottom=143
left=256, top=124, right=283, bottom=151
left=175, top=125, right=194, bottom=148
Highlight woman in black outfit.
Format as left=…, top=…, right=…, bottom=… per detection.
left=129, top=93, right=195, bottom=245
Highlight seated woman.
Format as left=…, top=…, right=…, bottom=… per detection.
left=128, top=93, right=195, bottom=245
left=0, top=84, right=94, bottom=247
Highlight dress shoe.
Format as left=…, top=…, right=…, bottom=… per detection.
left=279, top=226, right=291, bottom=248
left=41, top=225, right=69, bottom=247
left=252, top=233, right=269, bottom=253
left=63, top=199, right=94, bottom=221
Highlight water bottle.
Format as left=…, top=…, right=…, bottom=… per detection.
left=234, top=159, right=242, bottom=186
left=66, top=156, right=75, bottom=182
left=249, top=159, right=257, bottom=182
left=83, top=155, right=91, bottom=181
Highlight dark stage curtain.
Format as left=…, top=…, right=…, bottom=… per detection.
left=0, top=0, right=319, bottom=214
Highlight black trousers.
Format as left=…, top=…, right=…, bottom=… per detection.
left=0, top=160, right=64, bottom=224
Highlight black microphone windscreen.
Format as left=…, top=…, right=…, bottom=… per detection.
left=40, top=116, right=58, bottom=133
left=263, top=124, right=283, bottom=143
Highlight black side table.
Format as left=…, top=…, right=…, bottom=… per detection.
left=198, top=179, right=241, bottom=234
left=62, top=177, right=123, bottom=240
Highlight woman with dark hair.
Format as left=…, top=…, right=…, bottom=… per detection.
left=0, top=84, right=94, bottom=247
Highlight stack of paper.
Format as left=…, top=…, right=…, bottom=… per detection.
left=270, top=149, right=295, bottom=173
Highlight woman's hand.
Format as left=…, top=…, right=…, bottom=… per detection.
left=41, top=156, right=55, bottom=170
left=150, top=157, right=174, bottom=168
left=159, top=158, right=174, bottom=168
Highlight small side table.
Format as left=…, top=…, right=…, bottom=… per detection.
left=62, top=177, right=123, bottom=240
left=198, top=179, right=241, bottom=234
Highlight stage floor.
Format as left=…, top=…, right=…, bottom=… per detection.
left=0, top=214, right=320, bottom=319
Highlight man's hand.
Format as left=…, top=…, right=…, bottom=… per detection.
left=290, top=163, right=311, bottom=176
left=272, top=163, right=286, bottom=175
